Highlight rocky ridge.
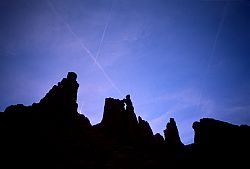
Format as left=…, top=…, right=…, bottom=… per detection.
left=0, top=72, right=249, bottom=168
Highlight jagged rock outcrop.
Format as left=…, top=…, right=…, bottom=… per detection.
left=192, top=118, right=250, bottom=167
left=0, top=72, right=92, bottom=168
left=1, top=72, right=250, bottom=168
left=164, top=118, right=183, bottom=147
left=193, top=118, right=250, bottom=146
left=97, top=94, right=154, bottom=144
left=138, top=116, right=154, bottom=142
left=123, top=95, right=139, bottom=141
left=39, top=72, right=79, bottom=115
left=153, top=133, right=165, bottom=145
left=98, top=96, right=133, bottom=140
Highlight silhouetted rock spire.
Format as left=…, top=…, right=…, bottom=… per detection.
left=164, top=118, right=183, bottom=147
left=123, top=95, right=134, bottom=112
left=123, top=95, right=139, bottom=140
left=39, top=72, right=79, bottom=116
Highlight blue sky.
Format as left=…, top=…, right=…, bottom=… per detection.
left=0, top=0, right=249, bottom=144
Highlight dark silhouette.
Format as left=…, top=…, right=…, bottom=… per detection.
left=164, top=118, right=183, bottom=147
left=0, top=72, right=249, bottom=168
left=191, top=118, right=250, bottom=167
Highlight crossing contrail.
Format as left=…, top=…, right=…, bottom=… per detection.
left=196, top=3, right=228, bottom=114
left=95, top=0, right=114, bottom=60
left=47, top=0, right=123, bottom=96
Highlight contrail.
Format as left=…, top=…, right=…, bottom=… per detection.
left=95, top=0, right=114, bottom=60
left=47, top=0, right=123, bottom=96
left=196, top=3, right=228, bottom=114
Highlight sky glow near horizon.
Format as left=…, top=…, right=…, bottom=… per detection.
left=0, top=0, right=249, bottom=144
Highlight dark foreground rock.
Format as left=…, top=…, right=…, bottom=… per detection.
left=0, top=72, right=249, bottom=168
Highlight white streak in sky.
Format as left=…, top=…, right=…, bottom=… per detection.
left=79, top=102, right=84, bottom=114
left=95, top=0, right=114, bottom=60
left=47, top=0, right=123, bottom=96
left=197, top=3, right=228, bottom=114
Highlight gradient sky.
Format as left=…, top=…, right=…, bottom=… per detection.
left=0, top=0, right=249, bottom=144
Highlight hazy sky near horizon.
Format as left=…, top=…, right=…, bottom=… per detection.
left=0, top=0, right=249, bottom=144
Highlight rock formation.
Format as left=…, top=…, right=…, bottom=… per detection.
left=0, top=72, right=249, bottom=168
left=97, top=94, right=154, bottom=145
left=192, top=118, right=250, bottom=167
left=138, top=116, right=154, bottom=143
left=193, top=118, right=250, bottom=146
left=0, top=72, right=92, bottom=168
left=153, top=133, right=165, bottom=144
left=164, top=118, right=183, bottom=147
left=38, top=72, right=78, bottom=115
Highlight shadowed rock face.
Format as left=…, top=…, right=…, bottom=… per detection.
left=38, top=72, right=79, bottom=116
left=0, top=72, right=249, bottom=168
left=164, top=118, right=183, bottom=147
left=0, top=72, right=91, bottom=168
left=193, top=118, right=250, bottom=147
left=98, top=94, right=154, bottom=144
left=138, top=116, right=154, bottom=142
left=192, top=118, right=250, bottom=167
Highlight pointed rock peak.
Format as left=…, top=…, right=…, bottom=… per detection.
left=164, top=118, right=183, bottom=147
left=138, top=116, right=143, bottom=123
left=123, top=94, right=134, bottom=112
left=138, top=116, right=154, bottom=140
left=39, top=72, right=79, bottom=115
left=125, top=94, right=131, bottom=103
